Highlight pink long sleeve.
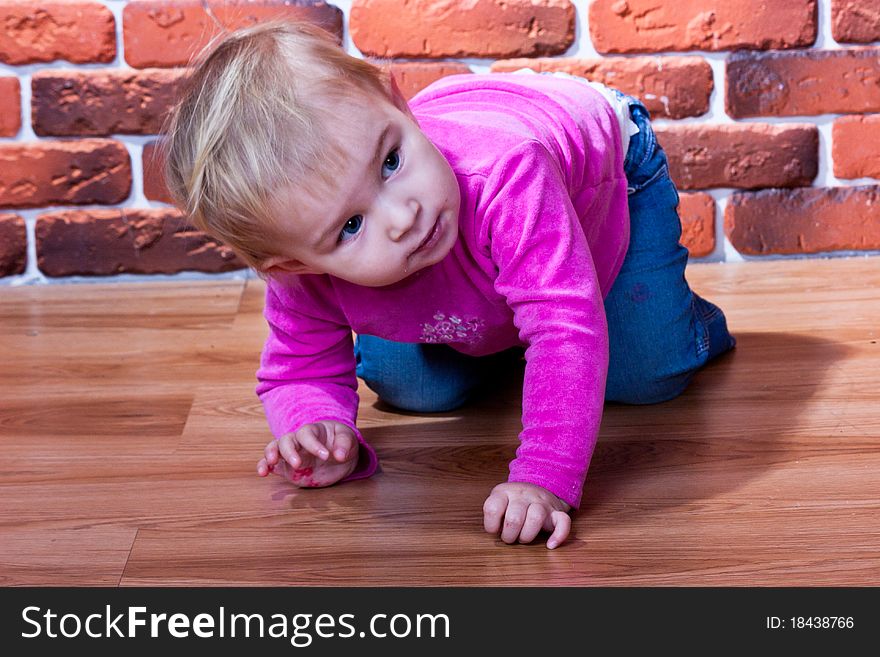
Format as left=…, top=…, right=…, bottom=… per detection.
left=484, top=142, right=616, bottom=508
left=255, top=275, right=378, bottom=481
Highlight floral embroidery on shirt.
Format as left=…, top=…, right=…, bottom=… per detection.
left=420, top=311, right=485, bottom=344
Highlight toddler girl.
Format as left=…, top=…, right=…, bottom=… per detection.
left=164, top=21, right=735, bottom=550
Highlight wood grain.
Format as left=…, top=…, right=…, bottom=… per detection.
left=1, top=257, right=878, bottom=586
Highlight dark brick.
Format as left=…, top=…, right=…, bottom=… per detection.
left=36, top=208, right=245, bottom=277
left=0, top=213, right=27, bottom=276
left=725, top=186, right=880, bottom=254
left=656, top=124, right=818, bottom=190
left=726, top=49, right=880, bottom=118
left=32, top=69, right=185, bottom=137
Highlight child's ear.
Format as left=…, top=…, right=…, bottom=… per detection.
left=258, top=255, right=321, bottom=277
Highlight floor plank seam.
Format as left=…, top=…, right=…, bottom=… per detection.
left=118, top=528, right=140, bottom=588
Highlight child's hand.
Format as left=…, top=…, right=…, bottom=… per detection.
left=483, top=482, right=572, bottom=549
left=256, top=420, right=359, bottom=488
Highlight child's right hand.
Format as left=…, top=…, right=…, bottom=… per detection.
left=256, top=420, right=359, bottom=488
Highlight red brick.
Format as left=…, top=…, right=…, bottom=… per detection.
left=589, top=0, right=816, bottom=54
left=143, top=141, right=174, bottom=204
left=0, top=1, right=115, bottom=65
left=36, top=208, right=245, bottom=277
left=32, top=69, right=185, bottom=137
left=390, top=62, right=472, bottom=101
left=678, top=192, right=715, bottom=257
left=656, top=124, right=818, bottom=190
left=832, top=0, right=880, bottom=43
left=0, top=213, right=27, bottom=276
left=832, top=115, right=880, bottom=179
left=0, top=140, right=131, bottom=208
left=725, top=187, right=880, bottom=255
left=123, top=0, right=342, bottom=68
left=0, top=77, right=21, bottom=137
left=351, top=0, right=575, bottom=59
left=493, top=56, right=713, bottom=119
left=726, top=49, right=880, bottom=118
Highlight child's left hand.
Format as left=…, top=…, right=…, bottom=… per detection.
left=483, top=482, right=572, bottom=549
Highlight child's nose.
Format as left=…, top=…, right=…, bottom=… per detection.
left=387, top=199, right=421, bottom=241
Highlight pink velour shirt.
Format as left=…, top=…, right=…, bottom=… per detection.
left=255, top=72, right=630, bottom=508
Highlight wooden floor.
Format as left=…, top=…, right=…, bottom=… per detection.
left=1, top=257, right=878, bottom=586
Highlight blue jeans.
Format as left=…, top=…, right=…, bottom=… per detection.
left=354, top=93, right=736, bottom=411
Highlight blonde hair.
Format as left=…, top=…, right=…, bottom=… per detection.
left=162, top=20, right=394, bottom=278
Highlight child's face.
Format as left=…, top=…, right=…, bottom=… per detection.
left=262, top=91, right=461, bottom=287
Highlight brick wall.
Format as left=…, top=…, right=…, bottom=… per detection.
left=1, top=0, right=878, bottom=283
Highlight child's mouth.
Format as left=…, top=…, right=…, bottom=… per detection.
left=413, top=215, right=442, bottom=254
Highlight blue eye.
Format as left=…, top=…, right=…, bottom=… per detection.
left=338, top=215, right=363, bottom=242
left=382, top=148, right=401, bottom=177
left=335, top=149, right=400, bottom=245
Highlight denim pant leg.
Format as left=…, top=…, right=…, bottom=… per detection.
left=603, top=97, right=736, bottom=405
left=354, top=334, right=499, bottom=412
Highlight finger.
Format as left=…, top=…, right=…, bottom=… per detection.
left=546, top=511, right=571, bottom=550
left=518, top=504, right=548, bottom=544
left=263, top=440, right=280, bottom=466
left=327, top=426, right=355, bottom=462
left=257, top=457, right=270, bottom=477
left=483, top=492, right=509, bottom=534
left=500, top=501, right=528, bottom=544
left=272, top=458, right=291, bottom=482
left=296, top=424, right=330, bottom=461
left=277, top=433, right=302, bottom=469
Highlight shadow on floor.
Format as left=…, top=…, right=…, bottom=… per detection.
left=581, top=331, right=850, bottom=516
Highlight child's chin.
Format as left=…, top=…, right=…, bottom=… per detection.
left=354, top=269, right=409, bottom=288
left=380, top=265, right=426, bottom=287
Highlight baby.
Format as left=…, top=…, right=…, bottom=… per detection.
left=163, top=21, right=736, bottom=550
